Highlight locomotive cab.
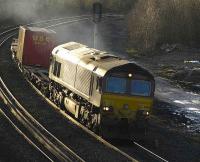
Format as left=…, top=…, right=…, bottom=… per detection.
left=99, top=64, right=155, bottom=138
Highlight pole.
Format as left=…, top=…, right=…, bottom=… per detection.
left=93, top=23, right=97, bottom=48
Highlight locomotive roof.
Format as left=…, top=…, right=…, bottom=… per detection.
left=52, top=42, right=152, bottom=77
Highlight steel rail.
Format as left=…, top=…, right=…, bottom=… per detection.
left=0, top=16, right=95, bottom=162
left=132, top=141, right=168, bottom=162
left=33, top=15, right=168, bottom=162
left=25, top=70, right=169, bottom=162
left=0, top=15, right=138, bottom=162
left=0, top=109, right=54, bottom=162
left=0, top=15, right=90, bottom=37
left=0, top=32, right=17, bottom=46
left=26, top=78, right=139, bottom=162
left=0, top=84, right=83, bottom=162
left=0, top=14, right=167, bottom=162
left=0, top=13, right=124, bottom=37
left=0, top=16, right=91, bottom=47
left=0, top=74, right=85, bottom=162
left=45, top=17, right=90, bottom=29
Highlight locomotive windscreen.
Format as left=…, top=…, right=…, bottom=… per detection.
left=105, top=77, right=151, bottom=96
left=131, top=80, right=151, bottom=96
left=106, top=77, right=127, bottom=94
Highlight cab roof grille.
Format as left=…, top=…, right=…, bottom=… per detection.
left=64, top=43, right=85, bottom=51
left=91, top=55, right=119, bottom=61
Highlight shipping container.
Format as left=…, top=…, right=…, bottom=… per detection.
left=16, top=26, right=56, bottom=68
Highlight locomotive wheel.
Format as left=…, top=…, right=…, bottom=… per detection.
left=41, top=85, right=50, bottom=98
left=79, top=106, right=86, bottom=125
left=91, top=121, right=99, bottom=134
left=90, top=114, right=100, bottom=134
left=78, top=106, right=100, bottom=133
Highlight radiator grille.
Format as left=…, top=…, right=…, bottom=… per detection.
left=63, top=60, right=77, bottom=86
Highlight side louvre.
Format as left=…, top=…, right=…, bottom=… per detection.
left=62, top=60, right=77, bottom=87
left=75, top=65, right=92, bottom=96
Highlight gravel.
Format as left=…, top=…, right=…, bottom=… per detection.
left=0, top=102, right=49, bottom=162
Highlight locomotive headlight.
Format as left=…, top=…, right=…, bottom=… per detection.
left=137, top=110, right=149, bottom=119
left=123, top=104, right=129, bottom=110
left=141, top=110, right=149, bottom=116
left=103, top=106, right=113, bottom=112
left=128, top=73, right=132, bottom=78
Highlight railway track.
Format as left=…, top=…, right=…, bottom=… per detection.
left=28, top=76, right=169, bottom=162
left=25, top=71, right=169, bottom=162
left=0, top=15, right=93, bottom=162
left=0, top=15, right=169, bottom=162
left=0, top=15, right=137, bottom=162
left=0, top=15, right=90, bottom=35
left=0, top=77, right=85, bottom=162
left=111, top=138, right=169, bottom=162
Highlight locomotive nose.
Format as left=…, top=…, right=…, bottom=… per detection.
left=102, top=94, right=153, bottom=122
left=123, top=104, right=129, bottom=109
left=118, top=104, right=133, bottom=117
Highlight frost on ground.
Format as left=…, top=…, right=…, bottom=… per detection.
left=155, top=77, right=200, bottom=133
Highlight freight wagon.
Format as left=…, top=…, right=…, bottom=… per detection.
left=16, top=26, right=56, bottom=69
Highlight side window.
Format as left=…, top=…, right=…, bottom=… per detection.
left=53, top=61, right=57, bottom=76
left=96, top=77, right=102, bottom=92
left=53, top=61, right=61, bottom=77
left=96, top=77, right=99, bottom=90
left=57, top=63, right=61, bottom=77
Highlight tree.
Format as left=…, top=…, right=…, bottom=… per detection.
left=129, top=0, right=200, bottom=50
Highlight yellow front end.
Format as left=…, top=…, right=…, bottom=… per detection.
left=102, top=94, right=153, bottom=122
left=99, top=94, right=154, bottom=139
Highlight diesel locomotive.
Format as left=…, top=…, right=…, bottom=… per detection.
left=48, top=42, right=155, bottom=138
